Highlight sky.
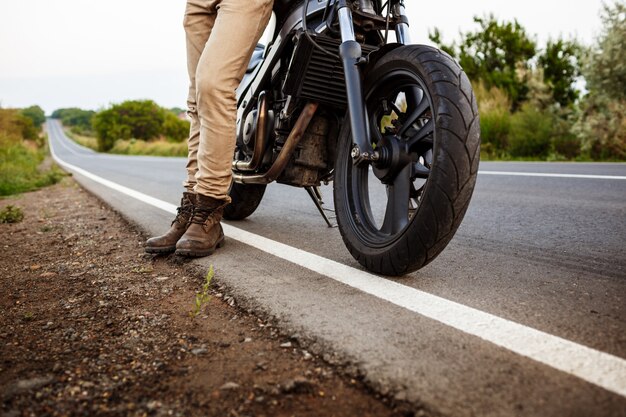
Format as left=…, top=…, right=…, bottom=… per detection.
left=0, top=0, right=607, bottom=114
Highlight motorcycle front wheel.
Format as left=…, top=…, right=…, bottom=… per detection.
left=333, top=45, right=480, bottom=276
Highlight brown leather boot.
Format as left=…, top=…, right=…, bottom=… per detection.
left=175, top=194, right=227, bottom=257
left=145, top=192, right=196, bottom=254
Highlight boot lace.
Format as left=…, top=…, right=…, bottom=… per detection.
left=171, top=202, right=193, bottom=226
left=190, top=205, right=216, bottom=226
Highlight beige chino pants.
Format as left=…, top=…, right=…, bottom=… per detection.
left=183, top=0, right=274, bottom=202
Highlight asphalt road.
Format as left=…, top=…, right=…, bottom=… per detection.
left=47, top=119, right=626, bottom=416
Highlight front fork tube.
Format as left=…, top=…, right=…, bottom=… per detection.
left=337, top=1, right=375, bottom=164
left=337, top=0, right=411, bottom=164
left=393, top=2, right=411, bottom=45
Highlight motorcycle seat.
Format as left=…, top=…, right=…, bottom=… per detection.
left=247, top=44, right=265, bottom=73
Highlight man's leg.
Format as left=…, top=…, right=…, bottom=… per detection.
left=182, top=0, right=216, bottom=191
left=145, top=0, right=216, bottom=254
left=176, top=0, right=274, bottom=257
left=193, top=0, right=274, bottom=201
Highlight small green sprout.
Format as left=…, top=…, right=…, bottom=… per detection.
left=190, top=265, right=214, bottom=318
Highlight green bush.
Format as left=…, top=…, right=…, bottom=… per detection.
left=92, top=100, right=165, bottom=151
left=576, top=97, right=626, bottom=160
left=58, top=104, right=190, bottom=155
left=163, top=111, right=190, bottom=142
left=52, top=108, right=95, bottom=135
left=21, top=105, right=46, bottom=130
left=508, top=103, right=554, bottom=158
left=0, top=108, right=39, bottom=142
left=474, top=82, right=511, bottom=157
left=6, top=113, right=39, bottom=142
left=551, top=116, right=581, bottom=159
left=92, top=108, right=122, bottom=151
left=480, top=108, right=511, bottom=157
left=0, top=136, right=64, bottom=196
left=0, top=109, right=65, bottom=196
left=0, top=205, right=24, bottom=224
left=90, top=101, right=189, bottom=151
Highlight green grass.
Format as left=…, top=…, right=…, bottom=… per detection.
left=110, top=138, right=187, bottom=157
left=0, top=108, right=64, bottom=196
left=0, top=136, right=65, bottom=197
left=64, top=126, right=187, bottom=157
left=63, top=127, right=98, bottom=150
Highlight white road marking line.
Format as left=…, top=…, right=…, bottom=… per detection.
left=48, top=124, right=626, bottom=399
left=479, top=170, right=626, bottom=180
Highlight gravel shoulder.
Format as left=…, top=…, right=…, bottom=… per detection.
left=0, top=178, right=419, bottom=417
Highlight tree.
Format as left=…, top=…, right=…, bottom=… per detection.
left=430, top=15, right=536, bottom=108
left=92, top=100, right=165, bottom=151
left=538, top=39, right=583, bottom=108
left=21, top=105, right=46, bottom=129
left=0, top=109, right=38, bottom=141
left=92, top=108, right=125, bottom=151
left=576, top=1, right=626, bottom=160
left=163, top=111, right=190, bottom=142
left=52, top=107, right=96, bottom=134
left=168, top=107, right=186, bottom=116
left=584, top=1, right=626, bottom=101
left=15, top=114, right=38, bottom=141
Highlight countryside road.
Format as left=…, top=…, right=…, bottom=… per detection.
left=47, top=119, right=626, bottom=416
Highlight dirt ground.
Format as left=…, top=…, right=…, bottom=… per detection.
left=0, top=178, right=422, bottom=417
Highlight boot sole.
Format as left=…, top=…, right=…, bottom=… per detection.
left=144, top=246, right=176, bottom=254
left=175, top=237, right=225, bottom=258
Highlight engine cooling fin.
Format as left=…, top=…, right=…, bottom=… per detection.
left=283, top=34, right=378, bottom=110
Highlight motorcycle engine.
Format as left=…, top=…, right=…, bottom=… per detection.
left=276, top=114, right=333, bottom=187
left=235, top=95, right=274, bottom=166
left=239, top=108, right=258, bottom=156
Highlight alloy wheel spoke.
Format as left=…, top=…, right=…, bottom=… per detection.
left=406, top=86, right=424, bottom=110
left=423, top=148, right=434, bottom=167
left=398, top=96, right=430, bottom=137
left=407, top=119, right=434, bottom=149
left=389, top=101, right=406, bottom=122
left=412, top=162, right=430, bottom=179
left=381, top=164, right=412, bottom=234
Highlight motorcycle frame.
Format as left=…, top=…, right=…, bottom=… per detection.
left=233, top=0, right=410, bottom=184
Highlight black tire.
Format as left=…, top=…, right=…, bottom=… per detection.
left=333, top=45, right=480, bottom=276
left=223, top=182, right=267, bottom=220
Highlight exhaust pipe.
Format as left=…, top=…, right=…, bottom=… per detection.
left=232, top=102, right=319, bottom=185
left=232, top=92, right=269, bottom=172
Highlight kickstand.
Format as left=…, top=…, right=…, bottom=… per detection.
left=305, top=186, right=337, bottom=228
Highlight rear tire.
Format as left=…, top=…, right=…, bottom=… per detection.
left=223, top=182, right=266, bottom=220
left=333, top=45, right=480, bottom=276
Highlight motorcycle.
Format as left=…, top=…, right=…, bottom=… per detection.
left=227, top=0, right=480, bottom=276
